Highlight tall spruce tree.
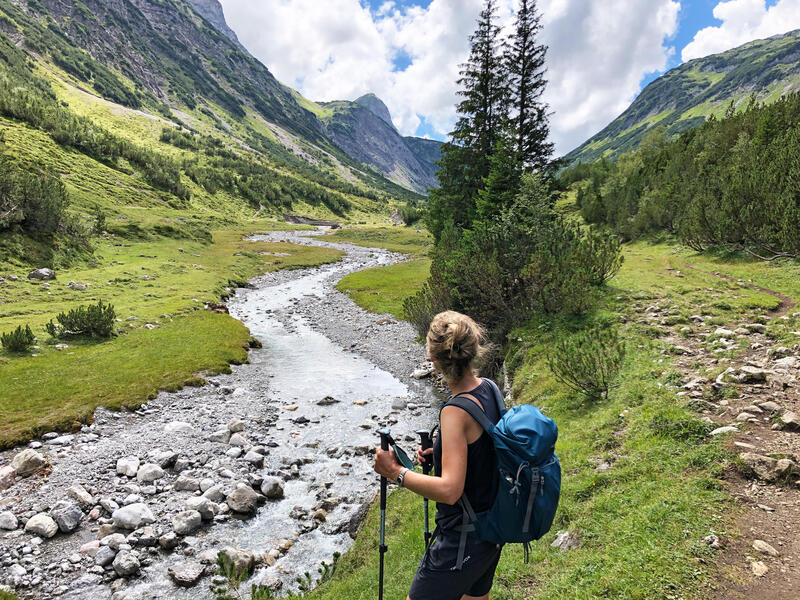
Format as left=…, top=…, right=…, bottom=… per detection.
left=426, top=0, right=508, bottom=241
left=506, top=0, right=552, bottom=171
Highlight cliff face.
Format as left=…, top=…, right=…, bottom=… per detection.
left=566, top=29, right=800, bottom=165
left=0, top=0, right=440, bottom=194
left=186, top=0, right=247, bottom=52
left=319, top=99, right=441, bottom=194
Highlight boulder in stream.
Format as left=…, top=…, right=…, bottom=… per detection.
left=226, top=485, right=259, bottom=514
left=168, top=561, right=205, bottom=587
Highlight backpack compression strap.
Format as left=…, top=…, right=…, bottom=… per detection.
left=441, top=379, right=507, bottom=570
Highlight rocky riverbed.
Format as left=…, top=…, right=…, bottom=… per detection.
left=0, top=230, right=441, bottom=599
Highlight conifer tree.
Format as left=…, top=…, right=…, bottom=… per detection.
left=427, top=0, right=508, bottom=240
left=506, top=0, right=552, bottom=171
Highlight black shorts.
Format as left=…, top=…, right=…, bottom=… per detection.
left=409, top=530, right=503, bottom=600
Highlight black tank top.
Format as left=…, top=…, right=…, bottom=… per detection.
left=433, top=379, right=501, bottom=530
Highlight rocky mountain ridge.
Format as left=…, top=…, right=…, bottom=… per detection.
left=566, top=29, right=800, bottom=165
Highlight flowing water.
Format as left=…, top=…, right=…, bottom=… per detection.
left=101, top=231, right=441, bottom=598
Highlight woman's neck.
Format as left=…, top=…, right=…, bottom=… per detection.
left=448, top=372, right=482, bottom=396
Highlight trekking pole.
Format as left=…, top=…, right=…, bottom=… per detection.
left=378, top=428, right=390, bottom=600
left=416, top=429, right=433, bottom=549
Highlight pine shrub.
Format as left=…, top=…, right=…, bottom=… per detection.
left=1, top=324, right=36, bottom=352
left=46, top=300, right=116, bottom=339
left=548, top=326, right=625, bottom=401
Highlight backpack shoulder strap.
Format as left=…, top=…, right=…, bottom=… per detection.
left=445, top=396, right=496, bottom=434
left=483, top=377, right=507, bottom=418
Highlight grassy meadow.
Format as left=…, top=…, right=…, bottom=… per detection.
left=0, top=227, right=342, bottom=447
left=330, top=227, right=432, bottom=319
left=313, top=228, right=800, bottom=600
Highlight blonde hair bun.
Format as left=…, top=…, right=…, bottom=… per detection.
left=427, top=311, right=487, bottom=382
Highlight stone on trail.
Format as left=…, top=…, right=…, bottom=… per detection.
left=136, top=463, right=164, bottom=483
left=112, top=550, right=141, bottom=577
left=260, top=477, right=285, bottom=500
left=714, top=327, right=735, bottom=337
left=739, top=453, right=796, bottom=482
left=172, top=510, right=202, bottom=535
left=774, top=356, right=799, bottom=370
left=0, top=510, right=18, bottom=530
left=753, top=539, right=780, bottom=557
left=219, top=546, right=255, bottom=575
left=751, top=560, right=769, bottom=577
left=24, top=513, right=58, bottom=538
left=51, top=501, right=83, bottom=533
left=67, top=484, right=95, bottom=508
left=116, top=456, right=140, bottom=477
left=28, top=268, right=55, bottom=280
left=11, top=449, right=46, bottom=477
left=736, top=412, right=757, bottom=422
left=710, top=426, right=738, bottom=436
left=112, top=503, right=155, bottom=530
left=551, top=530, right=581, bottom=552
left=758, top=401, right=781, bottom=413
left=164, top=421, right=194, bottom=434
left=168, top=561, right=205, bottom=587
left=779, top=411, right=800, bottom=431
left=226, top=485, right=259, bottom=514
left=738, top=366, right=768, bottom=383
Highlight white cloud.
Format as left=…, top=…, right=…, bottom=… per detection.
left=219, top=0, right=679, bottom=155
left=682, top=0, right=800, bottom=62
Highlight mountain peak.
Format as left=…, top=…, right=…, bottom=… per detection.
left=355, top=94, right=396, bottom=131
left=187, top=0, right=246, bottom=52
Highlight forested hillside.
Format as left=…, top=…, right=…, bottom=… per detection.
left=0, top=0, right=438, bottom=252
left=566, top=29, right=800, bottom=165
left=561, top=93, right=800, bottom=259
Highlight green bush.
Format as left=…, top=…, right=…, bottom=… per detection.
left=1, top=324, right=36, bottom=352
left=399, top=203, right=425, bottom=226
left=548, top=325, right=626, bottom=401
left=46, top=300, right=116, bottom=339
left=405, top=175, right=616, bottom=339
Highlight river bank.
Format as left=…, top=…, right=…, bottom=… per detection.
left=0, top=230, right=440, bottom=599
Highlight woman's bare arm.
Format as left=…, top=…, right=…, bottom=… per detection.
left=374, top=406, right=470, bottom=505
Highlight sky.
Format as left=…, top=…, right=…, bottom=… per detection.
left=218, top=0, right=800, bottom=155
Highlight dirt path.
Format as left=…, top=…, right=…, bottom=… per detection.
left=650, top=268, right=800, bottom=599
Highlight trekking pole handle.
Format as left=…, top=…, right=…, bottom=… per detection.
left=416, top=429, right=433, bottom=475
left=379, top=428, right=390, bottom=452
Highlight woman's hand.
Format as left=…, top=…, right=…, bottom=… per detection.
left=373, top=447, right=402, bottom=481
left=416, top=445, right=433, bottom=466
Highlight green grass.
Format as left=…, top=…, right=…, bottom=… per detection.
left=324, top=226, right=432, bottom=257
left=0, top=591, right=20, bottom=600
left=336, top=259, right=431, bottom=319
left=308, top=239, right=800, bottom=600
left=0, top=229, right=342, bottom=448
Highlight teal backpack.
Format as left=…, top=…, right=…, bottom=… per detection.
left=446, top=378, right=561, bottom=568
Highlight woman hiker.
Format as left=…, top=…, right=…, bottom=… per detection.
left=374, top=310, right=504, bottom=600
